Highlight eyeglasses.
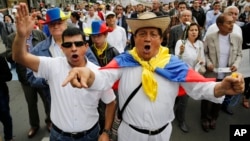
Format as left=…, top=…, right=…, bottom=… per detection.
left=61, top=41, right=85, bottom=48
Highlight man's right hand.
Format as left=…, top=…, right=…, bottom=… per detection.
left=62, top=67, right=92, bottom=88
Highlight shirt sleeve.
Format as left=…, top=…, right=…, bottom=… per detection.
left=90, top=69, right=122, bottom=91
left=100, top=89, right=116, bottom=104
left=174, top=40, right=182, bottom=55
left=181, top=81, right=225, bottom=103
left=33, top=56, right=51, bottom=80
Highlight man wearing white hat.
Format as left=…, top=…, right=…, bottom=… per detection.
left=105, top=11, right=127, bottom=53
left=62, top=12, right=245, bottom=141
left=10, top=8, right=17, bottom=21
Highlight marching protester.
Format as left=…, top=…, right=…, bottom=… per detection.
left=62, top=12, right=244, bottom=141
left=12, top=3, right=116, bottom=141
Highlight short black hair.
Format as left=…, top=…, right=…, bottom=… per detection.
left=213, top=1, right=220, bottom=6
left=71, top=11, right=80, bottom=20
left=216, top=13, right=230, bottom=26
left=178, top=1, right=188, bottom=8
left=4, top=14, right=14, bottom=23
left=62, top=27, right=85, bottom=42
left=106, top=4, right=111, bottom=10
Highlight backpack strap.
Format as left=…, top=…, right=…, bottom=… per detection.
left=118, top=82, right=142, bottom=120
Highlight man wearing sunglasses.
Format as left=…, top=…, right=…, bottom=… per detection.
left=13, top=3, right=116, bottom=141
left=24, top=7, right=99, bottom=136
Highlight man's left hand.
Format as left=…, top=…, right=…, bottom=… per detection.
left=220, top=73, right=244, bottom=95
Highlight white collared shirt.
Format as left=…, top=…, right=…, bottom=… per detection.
left=35, top=57, right=116, bottom=132
left=49, top=38, right=65, bottom=57
left=175, top=39, right=205, bottom=69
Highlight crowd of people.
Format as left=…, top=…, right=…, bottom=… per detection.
left=0, top=0, right=249, bottom=141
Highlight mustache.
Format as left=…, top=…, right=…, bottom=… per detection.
left=144, top=45, right=150, bottom=50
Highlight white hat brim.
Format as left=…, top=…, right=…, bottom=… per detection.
left=126, top=16, right=171, bottom=34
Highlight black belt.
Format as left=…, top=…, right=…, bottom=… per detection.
left=129, top=123, right=169, bottom=135
left=52, top=122, right=98, bottom=139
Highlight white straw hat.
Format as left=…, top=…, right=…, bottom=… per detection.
left=126, top=12, right=171, bottom=34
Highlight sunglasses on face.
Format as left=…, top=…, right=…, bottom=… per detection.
left=61, top=41, right=85, bottom=48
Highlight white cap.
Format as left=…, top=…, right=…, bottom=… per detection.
left=105, top=11, right=116, bottom=19
left=12, top=8, right=17, bottom=13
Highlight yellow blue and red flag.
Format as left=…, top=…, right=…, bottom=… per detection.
left=102, top=47, right=215, bottom=101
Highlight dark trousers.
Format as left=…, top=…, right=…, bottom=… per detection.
left=175, top=95, right=189, bottom=122
left=200, top=100, right=221, bottom=120
left=200, top=79, right=222, bottom=121
left=21, top=83, right=51, bottom=128
left=50, top=123, right=100, bottom=141
left=222, top=95, right=232, bottom=107
left=0, top=89, right=13, bottom=140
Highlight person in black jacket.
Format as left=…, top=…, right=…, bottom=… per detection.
left=0, top=56, right=13, bottom=141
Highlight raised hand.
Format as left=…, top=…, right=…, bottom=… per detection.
left=179, top=44, right=185, bottom=55
left=15, top=3, right=37, bottom=38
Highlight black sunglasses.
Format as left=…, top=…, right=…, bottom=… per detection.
left=61, top=41, right=85, bottom=48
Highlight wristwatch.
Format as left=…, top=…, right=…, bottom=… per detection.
left=103, top=129, right=112, bottom=136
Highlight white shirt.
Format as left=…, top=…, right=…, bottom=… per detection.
left=35, top=57, right=116, bottom=132
left=202, top=4, right=211, bottom=13
left=175, top=39, right=205, bottom=69
left=218, top=34, right=230, bottom=79
left=71, top=21, right=87, bottom=31
left=205, top=10, right=221, bottom=30
left=107, top=26, right=127, bottom=53
left=89, top=66, right=224, bottom=140
left=85, top=14, right=101, bottom=28
left=49, top=38, right=65, bottom=57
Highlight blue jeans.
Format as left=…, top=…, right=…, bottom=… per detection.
left=0, top=89, right=13, bottom=140
left=50, top=123, right=100, bottom=141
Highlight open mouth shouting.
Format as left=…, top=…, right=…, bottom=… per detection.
left=71, top=54, right=79, bottom=61
left=143, top=45, right=151, bottom=53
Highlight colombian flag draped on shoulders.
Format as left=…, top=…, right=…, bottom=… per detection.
left=101, top=46, right=215, bottom=102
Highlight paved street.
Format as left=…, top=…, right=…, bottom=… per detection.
left=1, top=40, right=250, bottom=141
